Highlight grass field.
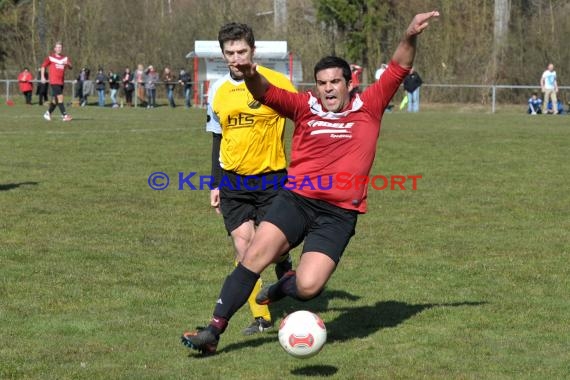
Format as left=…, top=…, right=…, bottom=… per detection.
left=1, top=101, right=569, bottom=379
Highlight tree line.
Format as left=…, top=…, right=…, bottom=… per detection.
left=1, top=0, right=569, bottom=103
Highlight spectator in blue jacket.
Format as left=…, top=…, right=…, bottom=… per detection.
left=95, top=67, right=107, bottom=107
left=527, top=92, right=542, bottom=114
left=546, top=99, right=564, bottom=115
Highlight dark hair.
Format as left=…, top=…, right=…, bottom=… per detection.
left=218, top=22, right=255, bottom=50
left=314, top=56, right=351, bottom=84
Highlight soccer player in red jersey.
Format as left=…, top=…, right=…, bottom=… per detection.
left=41, top=41, right=73, bottom=121
left=181, top=10, right=440, bottom=355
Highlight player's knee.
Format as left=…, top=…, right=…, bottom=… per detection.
left=232, top=238, right=251, bottom=259
left=242, top=246, right=276, bottom=271
left=295, top=276, right=325, bottom=300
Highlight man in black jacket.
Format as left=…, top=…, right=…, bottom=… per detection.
left=178, top=69, right=192, bottom=108
left=403, top=67, right=423, bottom=112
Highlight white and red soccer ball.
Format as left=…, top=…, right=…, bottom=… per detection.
left=278, top=310, right=327, bottom=358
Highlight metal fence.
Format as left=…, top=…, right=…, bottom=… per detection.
left=0, top=79, right=202, bottom=108
left=2, top=79, right=569, bottom=113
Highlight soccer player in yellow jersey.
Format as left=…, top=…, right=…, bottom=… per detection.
left=205, top=23, right=296, bottom=335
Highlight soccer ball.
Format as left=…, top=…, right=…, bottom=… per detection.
left=278, top=310, right=327, bottom=358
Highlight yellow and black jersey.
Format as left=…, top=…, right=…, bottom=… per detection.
left=206, top=66, right=296, bottom=175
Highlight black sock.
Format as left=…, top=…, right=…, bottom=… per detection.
left=57, top=102, right=66, bottom=115
left=272, top=273, right=323, bottom=302
left=48, top=103, right=56, bottom=113
left=271, top=273, right=298, bottom=300
left=211, top=263, right=259, bottom=334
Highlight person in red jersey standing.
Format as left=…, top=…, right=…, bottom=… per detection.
left=17, top=67, right=34, bottom=105
left=41, top=41, right=73, bottom=121
left=181, top=10, right=440, bottom=355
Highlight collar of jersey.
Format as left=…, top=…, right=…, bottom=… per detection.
left=225, top=72, right=245, bottom=85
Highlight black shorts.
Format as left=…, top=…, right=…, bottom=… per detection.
left=50, top=85, right=64, bottom=97
left=263, top=190, right=358, bottom=264
left=219, top=169, right=287, bottom=233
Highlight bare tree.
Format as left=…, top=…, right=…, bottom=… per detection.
left=2, top=0, right=570, bottom=101
left=490, top=0, right=511, bottom=84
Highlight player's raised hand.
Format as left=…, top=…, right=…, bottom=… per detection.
left=231, top=61, right=258, bottom=79
left=406, top=11, right=440, bottom=37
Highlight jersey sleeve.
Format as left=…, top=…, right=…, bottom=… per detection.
left=41, top=56, right=50, bottom=68
left=205, top=80, right=222, bottom=134
left=361, top=60, right=409, bottom=119
left=261, top=85, right=306, bottom=121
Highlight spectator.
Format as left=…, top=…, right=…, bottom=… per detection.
left=135, top=63, right=146, bottom=107
left=178, top=68, right=192, bottom=108
left=145, top=65, right=159, bottom=108
left=350, top=63, right=363, bottom=93
left=403, top=67, right=423, bottom=112
left=540, top=63, right=558, bottom=115
left=18, top=67, right=34, bottom=105
left=527, top=92, right=542, bottom=115
left=74, top=67, right=89, bottom=106
left=163, top=67, right=176, bottom=108
left=36, top=68, right=49, bottom=106
left=375, top=63, right=388, bottom=80
left=95, top=67, right=107, bottom=107
left=546, top=99, right=564, bottom=115
left=122, top=67, right=135, bottom=107
left=108, top=69, right=121, bottom=108
left=81, top=68, right=92, bottom=106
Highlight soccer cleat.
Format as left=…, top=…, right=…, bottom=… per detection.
left=62, top=114, right=72, bottom=122
left=181, top=327, right=219, bottom=355
left=274, top=253, right=293, bottom=280
left=256, top=270, right=295, bottom=305
left=43, top=111, right=51, bottom=121
left=242, top=317, right=273, bottom=336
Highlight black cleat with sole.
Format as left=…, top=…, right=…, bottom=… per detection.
left=181, top=327, right=219, bottom=355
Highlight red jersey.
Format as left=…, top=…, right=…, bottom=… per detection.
left=261, top=60, right=409, bottom=213
left=41, top=53, right=72, bottom=85
left=18, top=71, right=33, bottom=92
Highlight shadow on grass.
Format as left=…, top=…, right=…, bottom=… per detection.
left=291, top=365, right=338, bottom=377
left=209, top=289, right=486, bottom=356
left=0, top=181, right=38, bottom=191
left=325, top=300, right=487, bottom=342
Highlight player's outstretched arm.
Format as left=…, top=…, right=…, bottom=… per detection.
left=392, top=11, right=440, bottom=69
left=233, top=62, right=270, bottom=100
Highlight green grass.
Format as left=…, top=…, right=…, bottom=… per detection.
left=1, top=101, right=569, bottom=379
